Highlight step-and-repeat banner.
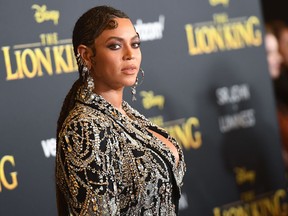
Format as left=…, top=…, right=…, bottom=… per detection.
left=1, top=0, right=287, bottom=215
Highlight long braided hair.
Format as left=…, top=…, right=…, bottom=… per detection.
left=56, top=6, right=129, bottom=215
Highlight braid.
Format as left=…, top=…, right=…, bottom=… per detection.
left=56, top=78, right=82, bottom=137
left=55, top=78, right=82, bottom=216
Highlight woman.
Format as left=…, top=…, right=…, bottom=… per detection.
left=265, top=26, right=283, bottom=79
left=56, top=5, right=186, bottom=216
left=265, top=23, right=288, bottom=175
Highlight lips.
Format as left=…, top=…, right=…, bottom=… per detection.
left=121, top=65, right=137, bottom=74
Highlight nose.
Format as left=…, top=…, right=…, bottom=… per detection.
left=123, top=46, right=134, bottom=60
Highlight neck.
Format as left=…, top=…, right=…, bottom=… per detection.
left=94, top=89, right=124, bottom=111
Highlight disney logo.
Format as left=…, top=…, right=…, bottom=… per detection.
left=234, top=167, right=256, bottom=185
left=140, top=91, right=165, bottom=110
left=31, top=4, right=60, bottom=25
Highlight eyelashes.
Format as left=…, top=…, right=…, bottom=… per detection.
left=108, top=44, right=121, bottom=50
left=132, top=42, right=141, bottom=48
left=107, top=41, right=141, bottom=50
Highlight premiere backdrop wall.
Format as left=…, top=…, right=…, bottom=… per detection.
left=0, top=0, right=287, bottom=215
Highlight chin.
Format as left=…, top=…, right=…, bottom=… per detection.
left=126, top=79, right=137, bottom=87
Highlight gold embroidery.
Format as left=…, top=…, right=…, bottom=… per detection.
left=56, top=87, right=186, bottom=215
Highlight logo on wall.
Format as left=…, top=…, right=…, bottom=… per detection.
left=31, top=4, right=60, bottom=25
left=184, top=0, right=263, bottom=56
left=213, top=189, right=288, bottom=216
left=140, top=90, right=202, bottom=150
left=185, top=14, right=262, bottom=56
left=215, top=84, right=256, bottom=133
left=134, top=15, right=165, bottom=41
left=0, top=155, right=18, bottom=192
left=234, top=166, right=256, bottom=201
left=140, top=91, right=165, bottom=110
left=1, top=4, right=76, bottom=81
left=41, top=138, right=56, bottom=158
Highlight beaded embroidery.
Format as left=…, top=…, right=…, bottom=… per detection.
left=56, top=87, right=186, bottom=215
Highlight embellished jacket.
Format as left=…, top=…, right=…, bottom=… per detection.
left=56, top=87, right=186, bottom=215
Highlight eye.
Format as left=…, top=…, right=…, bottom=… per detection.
left=132, top=41, right=141, bottom=49
left=108, top=44, right=121, bottom=50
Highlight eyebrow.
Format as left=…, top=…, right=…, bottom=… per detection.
left=105, top=34, right=140, bottom=43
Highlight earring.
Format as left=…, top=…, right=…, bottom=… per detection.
left=76, top=52, right=81, bottom=62
left=86, top=73, right=95, bottom=93
left=131, top=68, right=144, bottom=101
left=82, top=65, right=89, bottom=81
left=131, top=78, right=138, bottom=101
left=138, top=68, right=144, bottom=85
left=82, top=66, right=94, bottom=93
left=76, top=52, right=94, bottom=93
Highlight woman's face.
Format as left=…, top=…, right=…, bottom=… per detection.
left=265, top=33, right=282, bottom=79
left=90, top=18, right=142, bottom=93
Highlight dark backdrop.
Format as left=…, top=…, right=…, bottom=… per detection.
left=0, top=0, right=287, bottom=215
left=261, top=0, right=288, bottom=23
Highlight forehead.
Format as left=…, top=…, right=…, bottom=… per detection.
left=97, top=18, right=137, bottom=41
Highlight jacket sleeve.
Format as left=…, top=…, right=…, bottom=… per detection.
left=57, top=117, right=120, bottom=216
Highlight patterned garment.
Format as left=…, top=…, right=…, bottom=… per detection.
left=56, top=87, right=186, bottom=215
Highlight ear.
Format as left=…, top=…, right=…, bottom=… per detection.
left=77, top=45, right=93, bottom=69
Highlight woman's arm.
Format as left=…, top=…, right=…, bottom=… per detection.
left=57, top=117, right=120, bottom=216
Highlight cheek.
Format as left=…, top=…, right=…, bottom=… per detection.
left=95, top=53, right=118, bottom=69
